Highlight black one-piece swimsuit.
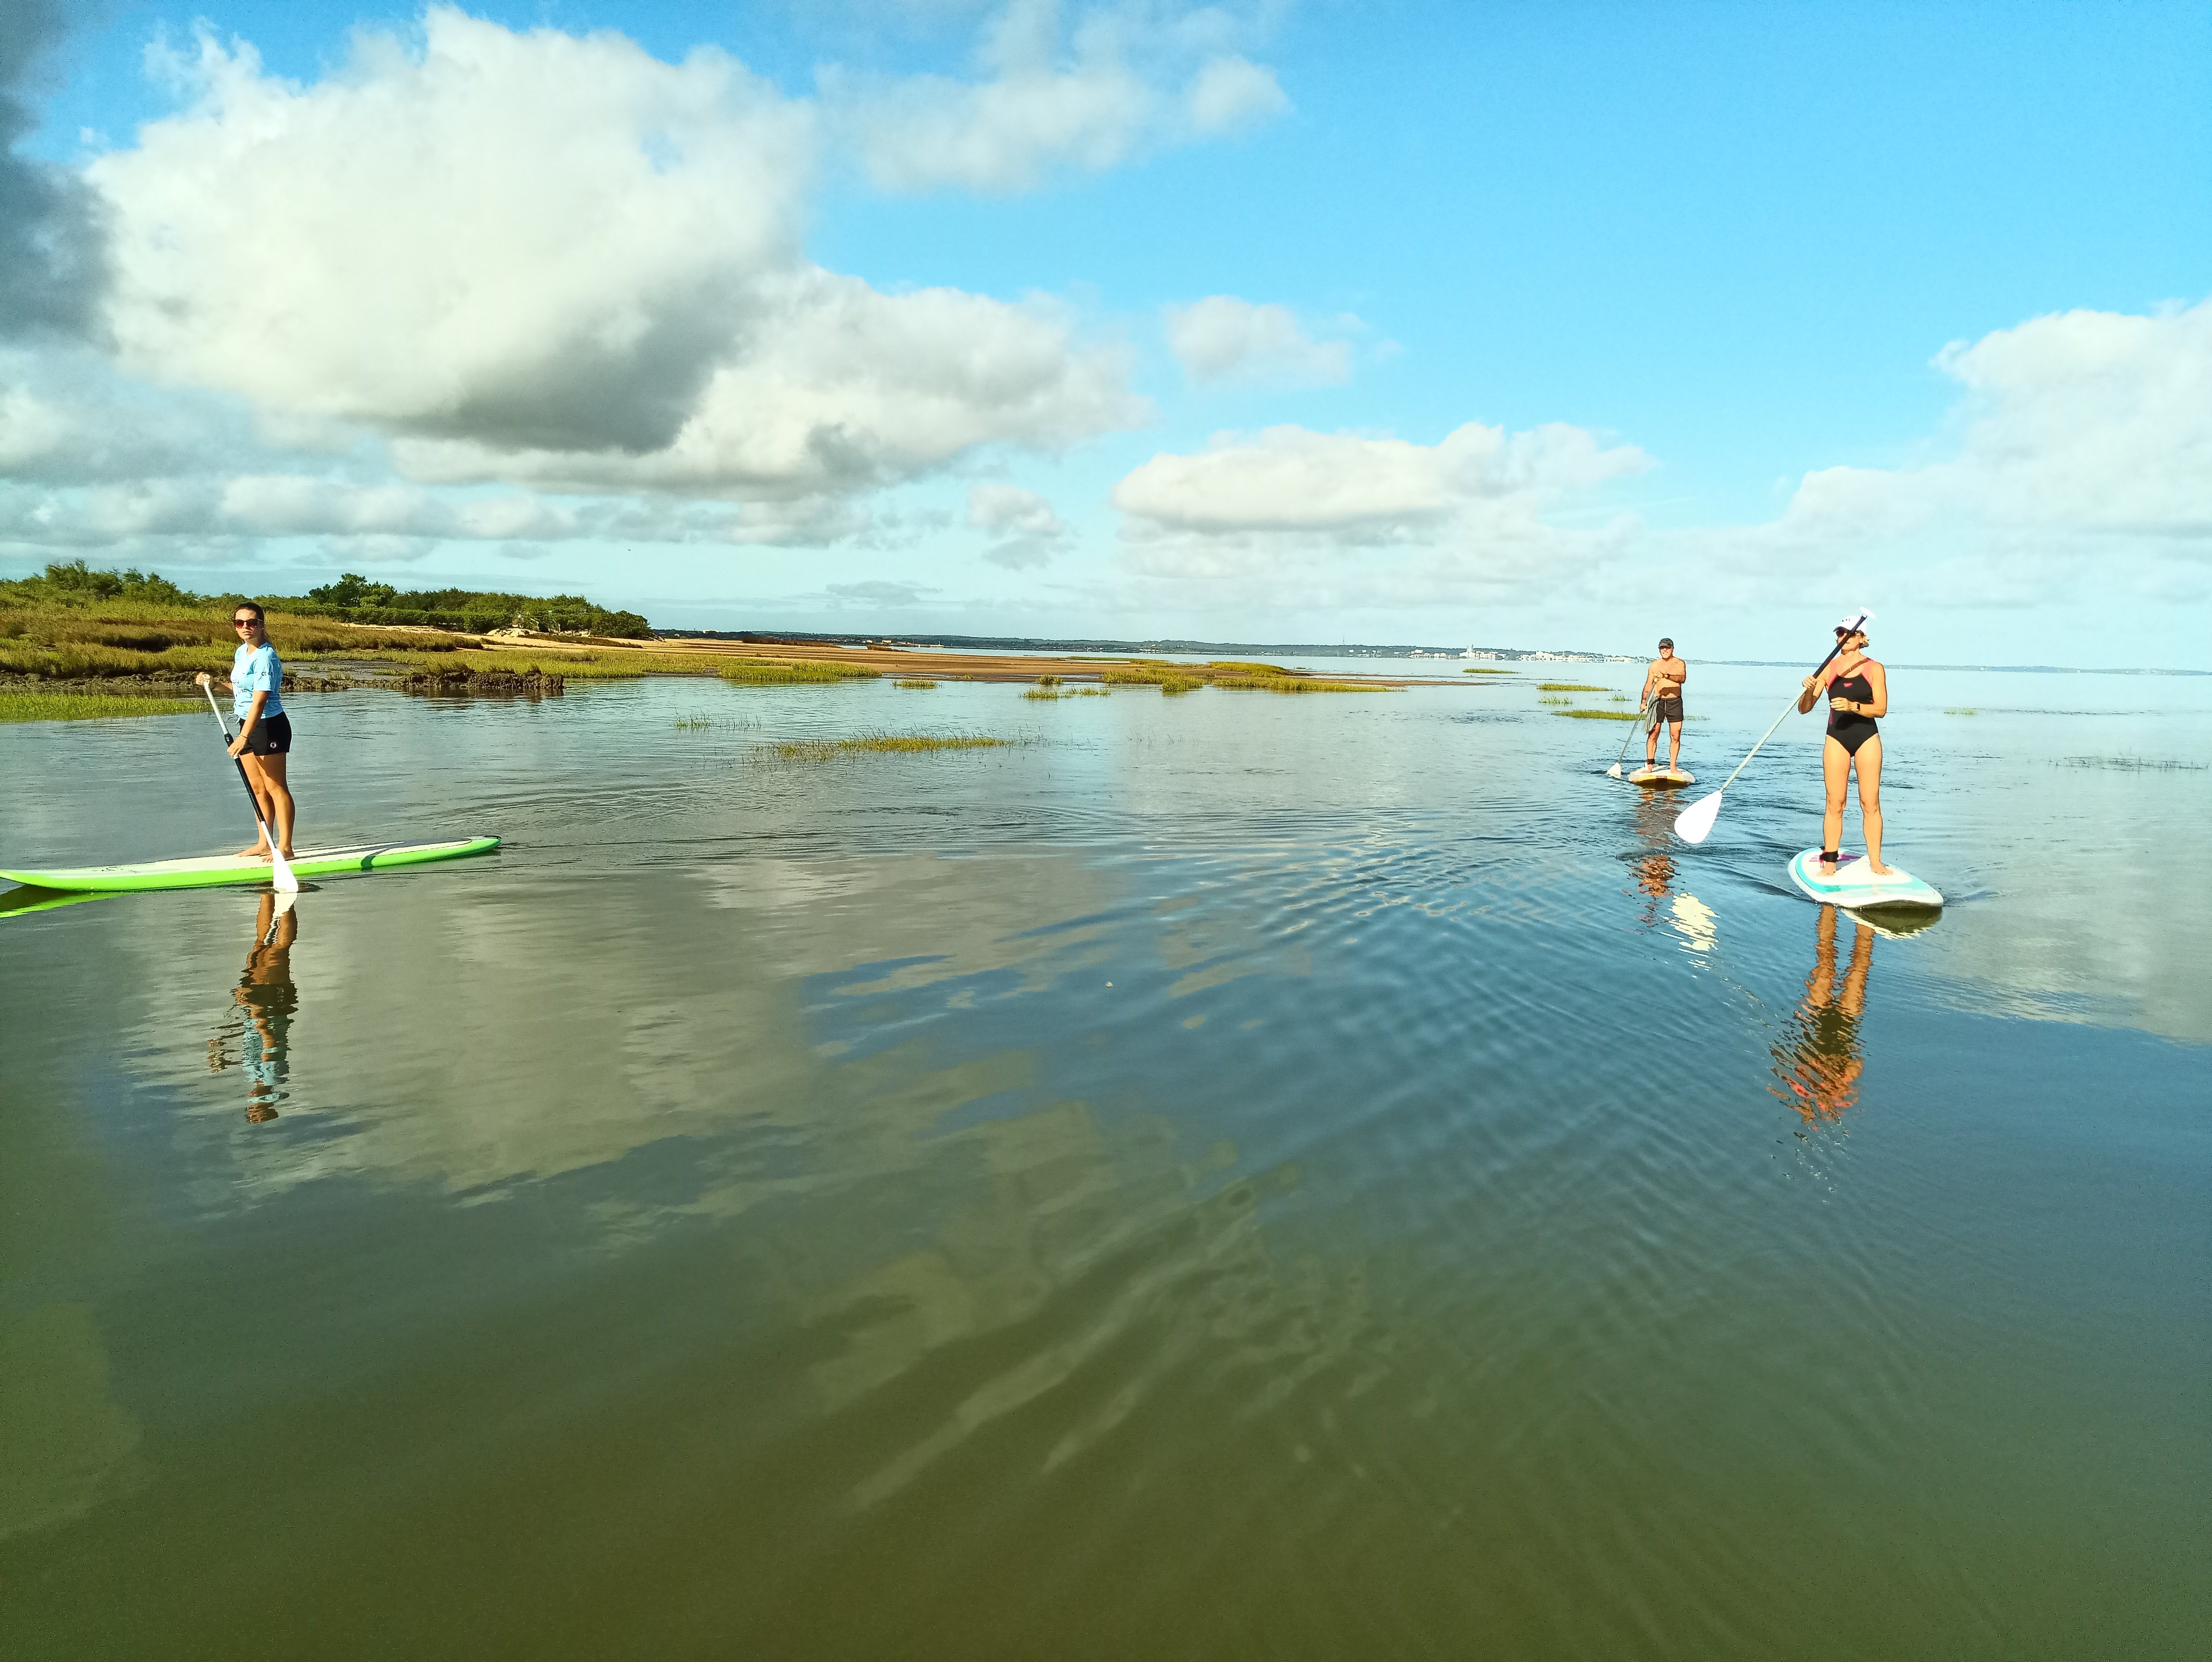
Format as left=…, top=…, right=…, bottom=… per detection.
left=1827, top=670, right=1879, bottom=756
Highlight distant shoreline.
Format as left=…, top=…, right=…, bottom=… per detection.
left=663, top=629, right=2207, bottom=677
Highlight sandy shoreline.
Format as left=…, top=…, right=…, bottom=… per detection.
left=500, top=631, right=1486, bottom=687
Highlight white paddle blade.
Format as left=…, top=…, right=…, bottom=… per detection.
left=269, top=847, right=300, bottom=893
left=1674, top=789, right=1724, bottom=844
left=1606, top=762, right=1624, bottom=778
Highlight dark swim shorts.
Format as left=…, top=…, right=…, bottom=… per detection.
left=239, top=712, right=292, bottom=755
left=1653, top=696, right=1684, bottom=723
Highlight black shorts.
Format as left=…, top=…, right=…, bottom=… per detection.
left=1653, top=696, right=1683, bottom=723
left=239, top=712, right=292, bottom=755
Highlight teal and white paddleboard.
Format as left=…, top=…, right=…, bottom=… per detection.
left=1787, top=848, right=1942, bottom=912
left=0, top=836, right=499, bottom=894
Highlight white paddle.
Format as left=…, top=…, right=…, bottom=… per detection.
left=1604, top=702, right=1651, bottom=778
left=202, top=683, right=299, bottom=893
left=1674, top=611, right=1869, bottom=846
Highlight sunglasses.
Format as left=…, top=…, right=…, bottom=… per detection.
left=233, top=617, right=260, bottom=627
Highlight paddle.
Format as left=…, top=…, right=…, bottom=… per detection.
left=1674, top=611, right=1869, bottom=846
left=1604, top=702, right=1650, bottom=778
left=201, top=683, right=299, bottom=893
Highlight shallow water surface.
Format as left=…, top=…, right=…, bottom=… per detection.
left=3, top=664, right=2207, bottom=1658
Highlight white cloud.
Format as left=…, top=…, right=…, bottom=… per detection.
left=967, top=481, right=1064, bottom=536
left=392, top=272, right=1143, bottom=497
left=1184, top=55, right=1288, bottom=135
left=824, top=0, right=1289, bottom=192
left=68, top=6, right=1147, bottom=519
left=1774, top=298, right=2212, bottom=548
left=1163, top=296, right=1358, bottom=388
left=968, top=480, right=1069, bottom=568
left=827, top=578, right=935, bottom=605
left=1113, top=420, right=1652, bottom=536
left=95, top=11, right=809, bottom=455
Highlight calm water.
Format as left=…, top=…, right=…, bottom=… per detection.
left=3, top=663, right=2207, bottom=1659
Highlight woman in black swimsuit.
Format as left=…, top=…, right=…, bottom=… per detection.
left=1798, top=621, right=1892, bottom=875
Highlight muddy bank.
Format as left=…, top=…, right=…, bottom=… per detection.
left=395, top=665, right=565, bottom=698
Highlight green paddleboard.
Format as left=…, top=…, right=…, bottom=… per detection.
left=0, top=836, right=500, bottom=893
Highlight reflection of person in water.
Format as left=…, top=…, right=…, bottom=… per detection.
left=1630, top=790, right=1676, bottom=928
left=1771, top=904, right=1873, bottom=1123
left=207, top=892, right=298, bottom=1122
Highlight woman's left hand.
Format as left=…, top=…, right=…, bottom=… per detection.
left=228, top=737, right=249, bottom=758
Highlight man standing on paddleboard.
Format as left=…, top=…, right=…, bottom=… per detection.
left=195, top=602, right=296, bottom=861
left=1799, top=617, right=1890, bottom=875
left=1640, top=637, right=1688, bottom=774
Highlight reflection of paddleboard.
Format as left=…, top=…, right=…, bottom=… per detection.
left=1629, top=767, right=1694, bottom=787
left=0, top=836, right=499, bottom=894
left=1787, top=848, right=1943, bottom=912
left=0, top=885, right=112, bottom=920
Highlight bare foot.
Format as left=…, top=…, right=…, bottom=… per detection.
left=235, top=845, right=270, bottom=860
left=1868, top=860, right=1895, bottom=877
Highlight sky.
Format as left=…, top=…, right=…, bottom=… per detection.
left=1, top=0, right=2207, bottom=666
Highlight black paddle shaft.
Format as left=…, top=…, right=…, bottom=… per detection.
left=202, top=685, right=277, bottom=843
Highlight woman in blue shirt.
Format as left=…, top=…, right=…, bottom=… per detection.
left=195, top=602, right=297, bottom=860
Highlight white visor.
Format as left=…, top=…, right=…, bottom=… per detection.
left=1836, top=610, right=1873, bottom=632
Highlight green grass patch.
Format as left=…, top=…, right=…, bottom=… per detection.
left=720, top=657, right=881, bottom=685
left=1537, top=682, right=1610, bottom=692
left=896, top=678, right=938, bottom=689
left=1100, top=660, right=1382, bottom=695
left=1538, top=696, right=1572, bottom=705
left=1102, top=666, right=1205, bottom=694
left=1210, top=675, right=1382, bottom=693
left=1558, top=708, right=1644, bottom=721
left=771, top=734, right=1009, bottom=761
left=1945, top=708, right=1977, bottom=716
left=1462, top=666, right=1515, bottom=674
left=1035, top=673, right=1063, bottom=686
left=1069, top=685, right=1108, bottom=696
left=0, top=690, right=201, bottom=723
left=1022, top=687, right=1062, bottom=700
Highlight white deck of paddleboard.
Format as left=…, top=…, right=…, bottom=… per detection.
left=1628, top=767, right=1694, bottom=785
left=1786, top=849, right=1943, bottom=911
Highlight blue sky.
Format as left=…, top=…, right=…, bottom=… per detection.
left=3, top=2, right=2207, bottom=665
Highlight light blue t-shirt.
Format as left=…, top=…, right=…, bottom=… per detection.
left=233, top=641, right=284, bottom=721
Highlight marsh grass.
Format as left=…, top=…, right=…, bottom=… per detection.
left=0, top=689, right=201, bottom=723
left=1023, top=687, right=1062, bottom=701
left=1070, top=685, right=1108, bottom=696
left=720, top=657, right=881, bottom=685
left=770, top=733, right=1010, bottom=761
left=896, top=678, right=938, bottom=689
left=0, top=601, right=462, bottom=682
left=1538, top=696, right=1573, bottom=705
left=1102, top=666, right=1205, bottom=694
left=1946, top=709, right=1977, bottom=716
left=1209, top=675, right=1379, bottom=694
left=1463, top=667, right=1516, bottom=674
left=2055, top=755, right=2207, bottom=771
left=1092, top=658, right=1382, bottom=695
left=671, top=712, right=757, bottom=732
left=1035, top=673, right=1063, bottom=686
left=1559, top=708, right=1644, bottom=721
left=1538, top=682, right=1610, bottom=693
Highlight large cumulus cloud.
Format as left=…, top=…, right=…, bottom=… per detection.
left=85, top=9, right=1141, bottom=477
